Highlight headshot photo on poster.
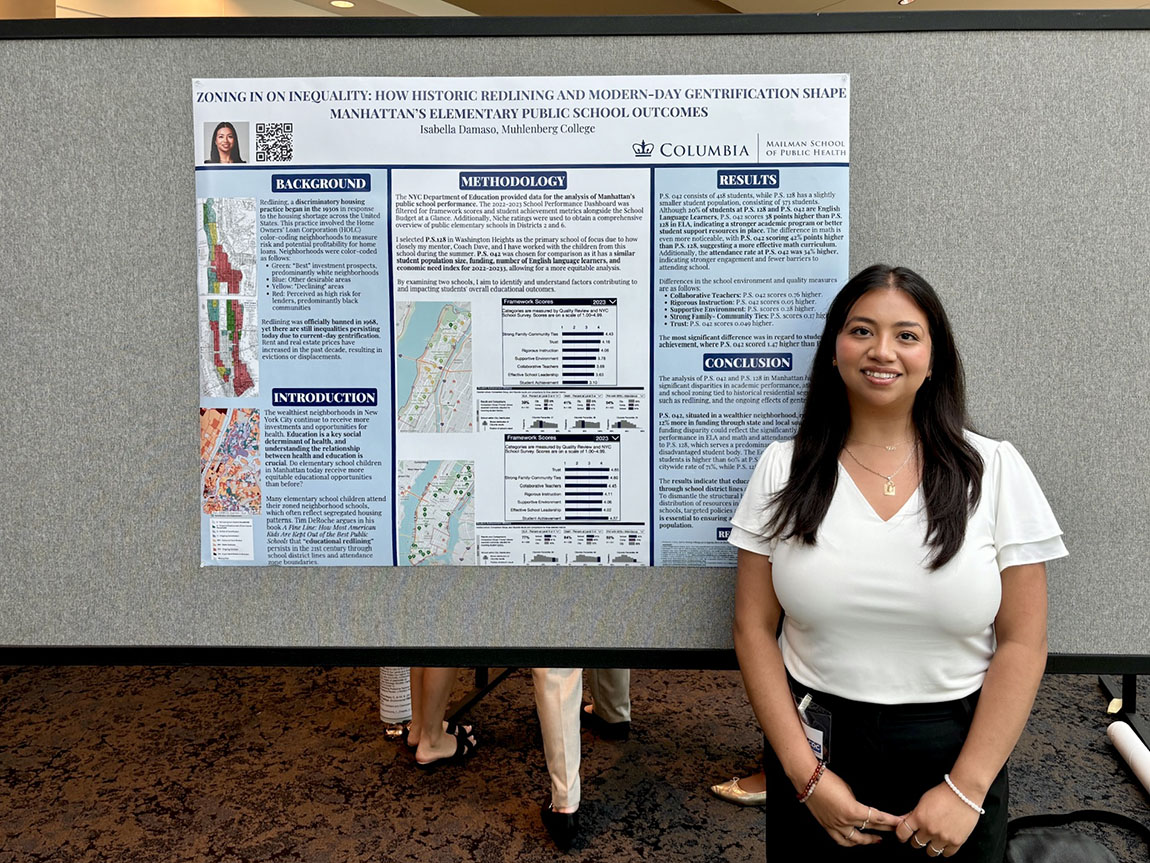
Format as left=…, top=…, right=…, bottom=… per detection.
left=205, top=120, right=248, bottom=164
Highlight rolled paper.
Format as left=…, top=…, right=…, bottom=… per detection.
left=1107, top=721, right=1150, bottom=795
left=379, top=666, right=412, bottom=725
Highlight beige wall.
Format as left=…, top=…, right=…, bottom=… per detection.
left=1, top=0, right=55, bottom=18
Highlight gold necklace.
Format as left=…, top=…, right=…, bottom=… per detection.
left=842, top=444, right=917, bottom=496
left=846, top=438, right=914, bottom=453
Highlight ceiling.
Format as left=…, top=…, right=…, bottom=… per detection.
left=35, top=0, right=1150, bottom=20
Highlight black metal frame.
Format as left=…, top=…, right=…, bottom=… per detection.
left=3, top=10, right=1150, bottom=40
left=1099, top=674, right=1150, bottom=747
left=0, top=647, right=1147, bottom=673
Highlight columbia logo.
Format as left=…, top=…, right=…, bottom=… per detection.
left=632, top=140, right=654, bottom=157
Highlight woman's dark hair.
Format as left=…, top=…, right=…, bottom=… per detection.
left=208, top=122, right=245, bottom=164
left=764, top=264, right=982, bottom=569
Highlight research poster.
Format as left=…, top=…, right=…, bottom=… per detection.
left=195, top=74, right=849, bottom=567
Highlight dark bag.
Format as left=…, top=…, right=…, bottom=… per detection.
left=1006, top=810, right=1150, bottom=863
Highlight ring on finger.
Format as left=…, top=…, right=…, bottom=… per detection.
left=846, top=827, right=856, bottom=841
left=929, top=844, right=944, bottom=856
left=860, top=806, right=872, bottom=831
left=912, top=835, right=927, bottom=848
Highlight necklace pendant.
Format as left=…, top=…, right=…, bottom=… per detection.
left=883, top=479, right=897, bottom=496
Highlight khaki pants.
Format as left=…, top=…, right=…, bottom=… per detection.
left=532, top=668, right=631, bottom=810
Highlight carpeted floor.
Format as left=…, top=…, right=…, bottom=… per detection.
left=0, top=666, right=1147, bottom=862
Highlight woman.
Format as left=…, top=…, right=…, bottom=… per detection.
left=207, top=121, right=245, bottom=164
left=730, top=265, right=1065, bottom=860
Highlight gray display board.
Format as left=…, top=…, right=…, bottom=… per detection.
left=2, top=23, right=1147, bottom=663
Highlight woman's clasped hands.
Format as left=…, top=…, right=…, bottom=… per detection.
left=893, top=781, right=981, bottom=857
left=803, top=767, right=902, bottom=847
left=805, top=770, right=979, bottom=855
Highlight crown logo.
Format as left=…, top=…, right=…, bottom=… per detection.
left=632, top=140, right=654, bottom=157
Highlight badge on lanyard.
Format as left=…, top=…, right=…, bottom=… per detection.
left=794, top=692, right=833, bottom=764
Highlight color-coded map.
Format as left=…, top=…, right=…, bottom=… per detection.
left=201, top=407, right=261, bottom=514
left=199, top=297, right=259, bottom=398
left=199, top=197, right=258, bottom=397
left=395, top=302, right=473, bottom=433
left=397, top=460, right=475, bottom=565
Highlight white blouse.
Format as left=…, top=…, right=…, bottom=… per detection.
left=729, top=432, right=1067, bottom=704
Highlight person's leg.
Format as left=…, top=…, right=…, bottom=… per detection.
left=532, top=667, right=582, bottom=812
left=588, top=668, right=631, bottom=723
left=764, top=740, right=848, bottom=860
left=949, top=767, right=1007, bottom=862
left=413, top=667, right=463, bottom=763
left=406, top=667, right=425, bottom=746
left=767, top=682, right=885, bottom=861
left=838, top=696, right=1007, bottom=862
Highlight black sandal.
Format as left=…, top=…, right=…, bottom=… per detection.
left=444, top=720, right=473, bottom=738
left=414, top=728, right=478, bottom=771
left=405, top=720, right=471, bottom=748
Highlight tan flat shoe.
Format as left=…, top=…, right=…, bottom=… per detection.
left=709, top=776, right=766, bottom=807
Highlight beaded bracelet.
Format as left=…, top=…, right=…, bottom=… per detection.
left=944, top=773, right=986, bottom=815
left=797, top=761, right=826, bottom=803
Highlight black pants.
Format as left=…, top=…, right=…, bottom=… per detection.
left=765, top=677, right=1008, bottom=863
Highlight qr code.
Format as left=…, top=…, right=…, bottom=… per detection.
left=255, top=122, right=293, bottom=162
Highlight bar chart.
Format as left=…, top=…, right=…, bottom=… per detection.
left=503, top=433, right=621, bottom=522
left=501, top=298, right=618, bottom=387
